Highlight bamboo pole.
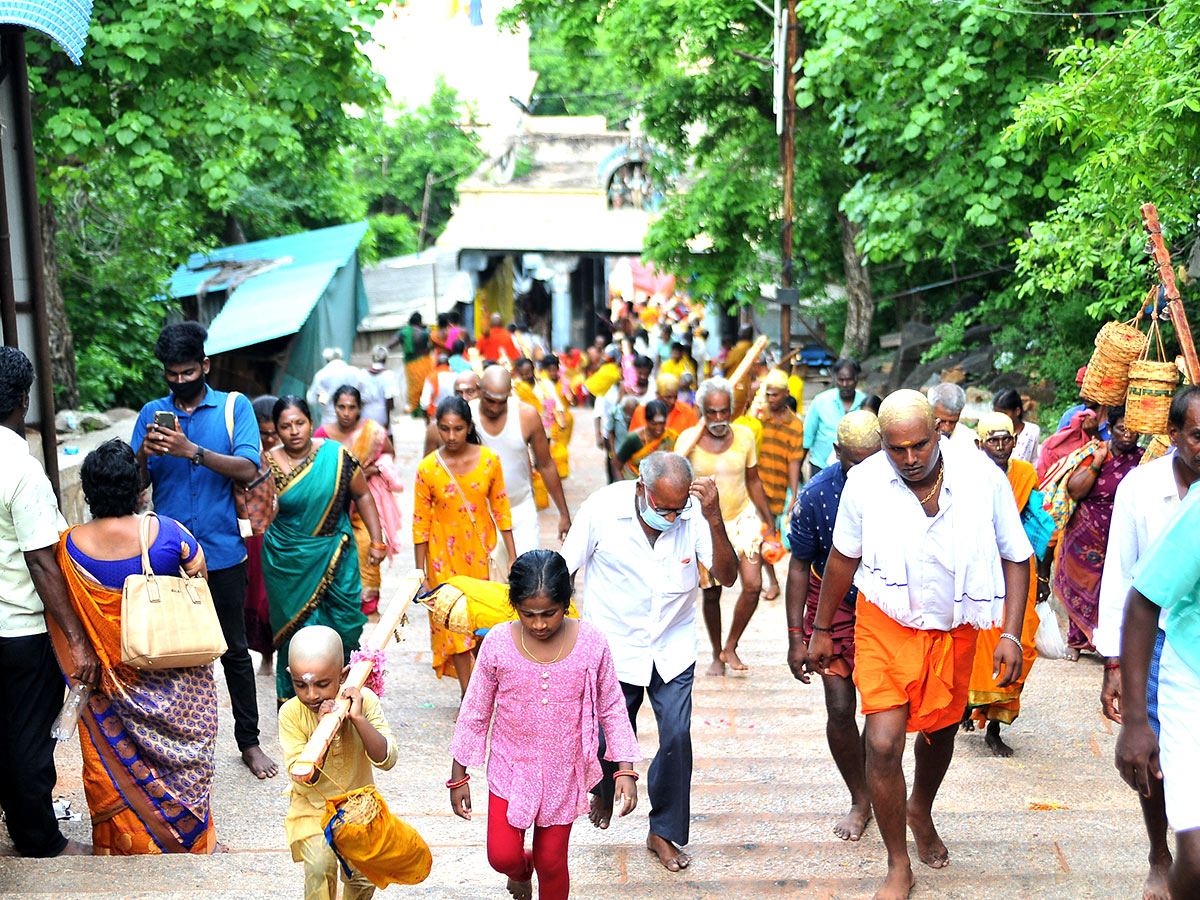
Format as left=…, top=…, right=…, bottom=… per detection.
left=289, top=570, right=425, bottom=784
left=675, top=334, right=769, bottom=458
left=1141, top=203, right=1200, bottom=384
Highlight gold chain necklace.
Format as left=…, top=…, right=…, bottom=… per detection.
left=520, top=626, right=568, bottom=665
left=917, top=460, right=944, bottom=504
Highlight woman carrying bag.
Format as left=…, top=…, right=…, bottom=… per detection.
left=49, top=439, right=220, bottom=855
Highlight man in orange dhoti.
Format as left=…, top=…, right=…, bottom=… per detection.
left=809, top=390, right=1032, bottom=900
left=965, top=412, right=1042, bottom=757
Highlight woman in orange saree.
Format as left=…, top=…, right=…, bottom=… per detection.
left=50, top=440, right=217, bottom=854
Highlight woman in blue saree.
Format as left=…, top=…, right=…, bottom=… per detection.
left=263, top=397, right=387, bottom=702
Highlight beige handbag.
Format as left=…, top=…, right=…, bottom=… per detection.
left=435, top=452, right=510, bottom=585
left=120, top=514, right=227, bottom=670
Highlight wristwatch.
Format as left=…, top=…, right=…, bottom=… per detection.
left=191, top=446, right=206, bottom=466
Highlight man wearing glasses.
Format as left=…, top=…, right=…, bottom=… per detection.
left=676, top=377, right=778, bottom=675
left=560, top=451, right=735, bottom=873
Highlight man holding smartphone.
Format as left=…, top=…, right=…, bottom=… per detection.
left=132, top=322, right=278, bottom=779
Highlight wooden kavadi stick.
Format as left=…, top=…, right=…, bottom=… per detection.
left=1141, top=202, right=1200, bottom=385
left=675, top=333, right=769, bottom=459
left=289, top=569, right=425, bottom=784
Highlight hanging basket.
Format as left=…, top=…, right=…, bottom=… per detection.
left=1081, top=319, right=1147, bottom=405
left=1126, top=359, right=1178, bottom=434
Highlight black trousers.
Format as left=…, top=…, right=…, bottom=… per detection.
left=0, top=633, right=67, bottom=857
left=209, top=563, right=260, bottom=752
left=596, top=663, right=694, bottom=846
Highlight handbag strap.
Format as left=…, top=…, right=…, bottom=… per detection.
left=434, top=451, right=494, bottom=556
left=137, top=513, right=156, bottom=578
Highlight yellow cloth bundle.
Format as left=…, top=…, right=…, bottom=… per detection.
left=322, top=786, right=432, bottom=888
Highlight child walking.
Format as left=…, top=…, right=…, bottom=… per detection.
left=280, top=625, right=397, bottom=900
left=449, top=549, right=641, bottom=900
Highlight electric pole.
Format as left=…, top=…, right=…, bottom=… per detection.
left=779, top=0, right=798, bottom=357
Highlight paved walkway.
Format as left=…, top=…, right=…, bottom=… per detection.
left=1, top=411, right=1155, bottom=898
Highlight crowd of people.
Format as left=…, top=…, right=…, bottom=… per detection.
left=2, top=308, right=1200, bottom=900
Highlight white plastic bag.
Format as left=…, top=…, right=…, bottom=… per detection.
left=1034, top=600, right=1068, bottom=660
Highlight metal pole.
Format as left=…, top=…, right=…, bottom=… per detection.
left=0, top=47, right=18, bottom=347
left=10, top=30, right=59, bottom=495
left=779, top=0, right=798, bottom=358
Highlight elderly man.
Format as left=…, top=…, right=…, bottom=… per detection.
left=678, top=377, right=777, bottom=674
left=809, top=389, right=1031, bottom=900
left=561, top=451, right=735, bottom=872
left=1099, top=385, right=1200, bottom=900
left=0, top=347, right=99, bottom=857
left=928, top=382, right=976, bottom=444
left=472, top=366, right=571, bottom=549
left=786, top=410, right=880, bottom=842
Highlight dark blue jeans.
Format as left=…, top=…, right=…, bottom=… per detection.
left=595, top=663, right=694, bottom=846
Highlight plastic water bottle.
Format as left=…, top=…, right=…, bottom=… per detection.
left=52, top=683, right=91, bottom=742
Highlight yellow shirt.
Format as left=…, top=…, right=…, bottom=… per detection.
left=678, top=422, right=758, bottom=522
left=733, top=414, right=763, bottom=455
left=280, top=688, right=397, bottom=859
left=660, top=357, right=696, bottom=379
left=788, top=374, right=804, bottom=410
left=584, top=363, right=622, bottom=399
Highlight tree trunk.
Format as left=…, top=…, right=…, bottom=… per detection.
left=837, top=210, right=875, bottom=360
left=40, top=198, right=78, bottom=410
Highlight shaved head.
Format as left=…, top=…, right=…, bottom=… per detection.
left=481, top=365, right=512, bottom=397
left=877, top=389, right=935, bottom=432
left=288, top=625, right=343, bottom=673
left=454, top=370, right=480, bottom=401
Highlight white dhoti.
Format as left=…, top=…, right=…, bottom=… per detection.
left=1158, top=638, right=1200, bottom=832
left=510, top=495, right=540, bottom=556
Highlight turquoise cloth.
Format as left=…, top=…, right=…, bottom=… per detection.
left=802, top=388, right=865, bottom=471
left=1132, top=485, right=1200, bottom=679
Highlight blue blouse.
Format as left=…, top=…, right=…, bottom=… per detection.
left=66, top=516, right=201, bottom=591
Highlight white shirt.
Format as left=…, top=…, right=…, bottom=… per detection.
left=1094, top=453, right=1179, bottom=657
left=560, top=480, right=714, bottom=686
left=361, top=367, right=399, bottom=428
left=307, top=360, right=367, bottom=426
left=595, top=383, right=654, bottom=437
left=832, top=440, right=1031, bottom=630
left=0, top=427, right=66, bottom=638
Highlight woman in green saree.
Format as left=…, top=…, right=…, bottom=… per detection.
left=614, top=399, right=676, bottom=480
left=262, top=396, right=387, bottom=702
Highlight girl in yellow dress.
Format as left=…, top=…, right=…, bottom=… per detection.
left=413, top=396, right=516, bottom=697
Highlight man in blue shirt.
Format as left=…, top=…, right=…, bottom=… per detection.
left=803, top=358, right=866, bottom=473
left=785, top=409, right=880, bottom=843
left=132, top=323, right=278, bottom=779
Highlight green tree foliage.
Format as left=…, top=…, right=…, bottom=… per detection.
left=1010, top=1, right=1200, bottom=351
left=29, top=2, right=480, bottom=409
left=526, top=14, right=635, bottom=121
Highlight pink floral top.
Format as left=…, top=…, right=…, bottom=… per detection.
left=450, top=621, right=641, bottom=829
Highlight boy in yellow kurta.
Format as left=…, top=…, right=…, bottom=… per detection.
left=280, top=626, right=398, bottom=900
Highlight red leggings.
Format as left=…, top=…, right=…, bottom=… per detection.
left=487, top=792, right=573, bottom=900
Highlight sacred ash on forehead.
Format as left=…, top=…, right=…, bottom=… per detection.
left=975, top=411, right=1014, bottom=440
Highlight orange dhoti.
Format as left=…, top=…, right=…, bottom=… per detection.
left=853, top=598, right=977, bottom=734
left=968, top=558, right=1040, bottom=725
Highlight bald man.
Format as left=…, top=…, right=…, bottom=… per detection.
left=475, top=313, right=520, bottom=364
left=472, top=366, right=571, bottom=550
left=757, top=368, right=806, bottom=601
left=786, top=410, right=880, bottom=842
left=423, top=371, right=481, bottom=456
left=809, top=390, right=1031, bottom=900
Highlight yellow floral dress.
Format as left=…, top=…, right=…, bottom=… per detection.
left=412, top=447, right=512, bottom=677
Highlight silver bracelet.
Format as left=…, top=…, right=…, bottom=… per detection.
left=1000, top=632, right=1022, bottom=649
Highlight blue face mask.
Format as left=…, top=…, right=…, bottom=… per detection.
left=638, top=483, right=678, bottom=532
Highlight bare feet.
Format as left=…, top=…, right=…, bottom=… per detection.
left=984, top=721, right=1014, bottom=758
left=242, top=746, right=279, bottom=779
left=56, top=840, right=92, bottom=856
left=257, top=653, right=273, bottom=676
left=872, top=862, right=914, bottom=900
left=720, top=647, right=748, bottom=672
left=762, top=583, right=780, bottom=601
left=589, top=794, right=612, bottom=830
left=1144, top=855, right=1172, bottom=900
left=705, top=656, right=726, bottom=676
left=906, top=800, right=949, bottom=868
left=1065, top=647, right=1081, bottom=662
left=832, top=803, right=872, bottom=841
left=214, top=841, right=231, bottom=853
left=506, top=877, right=532, bottom=900
left=646, top=832, right=691, bottom=872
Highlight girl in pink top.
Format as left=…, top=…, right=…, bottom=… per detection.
left=448, top=549, right=641, bottom=900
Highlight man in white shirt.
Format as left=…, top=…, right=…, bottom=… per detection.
left=360, top=345, right=399, bottom=438
left=0, top=347, right=99, bottom=857
left=809, top=389, right=1031, bottom=900
left=1096, top=385, right=1200, bottom=900
left=306, top=347, right=367, bottom=426
left=560, top=451, right=735, bottom=873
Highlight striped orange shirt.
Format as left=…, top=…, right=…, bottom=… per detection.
left=758, top=410, right=805, bottom=516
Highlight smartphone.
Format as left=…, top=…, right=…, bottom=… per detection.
left=153, top=410, right=177, bottom=431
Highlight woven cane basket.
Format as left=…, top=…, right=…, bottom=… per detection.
left=425, top=584, right=472, bottom=635
left=1125, top=359, right=1178, bottom=435
left=1081, top=320, right=1147, bottom=405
